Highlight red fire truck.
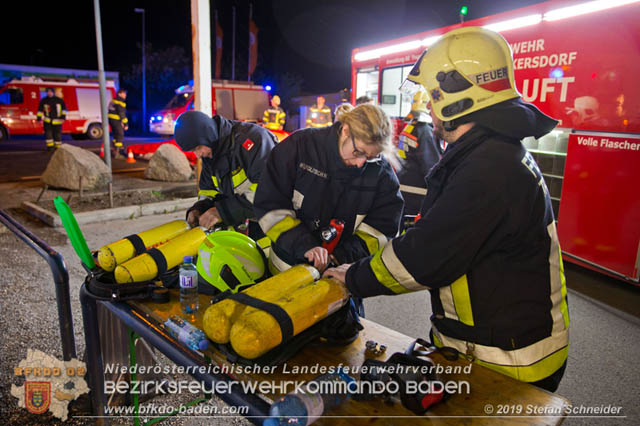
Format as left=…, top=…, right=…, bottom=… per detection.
left=351, top=0, right=640, bottom=284
left=0, top=76, right=117, bottom=141
left=149, top=80, right=270, bottom=135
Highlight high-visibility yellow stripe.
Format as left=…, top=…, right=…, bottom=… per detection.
left=397, top=149, right=407, bottom=159
left=122, top=118, right=128, bottom=124
left=249, top=183, right=258, bottom=192
left=355, top=230, right=379, bottom=255
left=450, top=275, right=474, bottom=326
left=113, top=100, right=126, bottom=107
left=432, top=326, right=568, bottom=383
left=232, top=168, right=248, bottom=187
left=108, top=114, right=121, bottom=120
left=198, top=189, right=220, bottom=198
left=265, top=216, right=301, bottom=242
left=370, top=249, right=410, bottom=294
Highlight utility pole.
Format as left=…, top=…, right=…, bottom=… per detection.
left=134, top=8, right=146, bottom=133
left=93, top=0, right=111, bottom=171
left=232, top=6, right=236, bottom=81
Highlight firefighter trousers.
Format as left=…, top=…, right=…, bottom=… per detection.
left=44, top=123, right=62, bottom=148
left=109, top=119, right=125, bottom=148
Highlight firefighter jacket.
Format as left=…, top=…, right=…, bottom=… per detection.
left=108, top=95, right=128, bottom=125
left=253, top=122, right=404, bottom=273
left=306, top=104, right=332, bottom=128
left=263, top=106, right=286, bottom=131
left=187, top=115, right=277, bottom=227
left=345, top=99, right=569, bottom=385
left=396, top=113, right=443, bottom=215
left=37, top=96, right=67, bottom=125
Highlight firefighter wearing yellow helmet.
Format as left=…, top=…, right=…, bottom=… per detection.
left=263, top=95, right=286, bottom=131
left=396, top=89, right=442, bottom=216
left=325, top=27, right=569, bottom=392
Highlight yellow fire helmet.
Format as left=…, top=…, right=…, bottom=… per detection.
left=411, top=90, right=429, bottom=114
left=401, top=26, right=520, bottom=122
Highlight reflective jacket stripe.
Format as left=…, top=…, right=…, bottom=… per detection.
left=354, top=222, right=388, bottom=255
left=259, top=209, right=299, bottom=243
left=399, top=184, right=427, bottom=196
left=108, top=114, right=121, bottom=120
left=268, top=246, right=293, bottom=274
left=439, top=275, right=474, bottom=326
left=198, top=189, right=220, bottom=198
left=113, top=100, right=126, bottom=107
left=370, top=242, right=428, bottom=294
left=432, top=326, right=569, bottom=383
left=548, top=222, right=570, bottom=331
left=51, top=119, right=64, bottom=125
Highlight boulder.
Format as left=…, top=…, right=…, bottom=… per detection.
left=41, top=144, right=110, bottom=190
left=144, top=143, right=193, bottom=182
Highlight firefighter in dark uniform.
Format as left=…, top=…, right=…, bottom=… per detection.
left=396, top=90, right=443, bottom=216
left=263, top=95, right=286, bottom=131
left=108, top=89, right=128, bottom=156
left=37, top=88, right=67, bottom=150
left=325, top=27, right=569, bottom=392
left=254, top=104, right=404, bottom=275
left=306, top=96, right=332, bottom=128
left=174, top=110, right=277, bottom=239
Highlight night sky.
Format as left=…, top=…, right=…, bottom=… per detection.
left=2, top=0, right=545, bottom=94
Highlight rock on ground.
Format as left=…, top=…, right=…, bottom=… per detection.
left=41, top=144, right=111, bottom=190
left=145, top=144, right=193, bottom=182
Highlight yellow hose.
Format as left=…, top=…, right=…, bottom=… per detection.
left=97, top=220, right=189, bottom=271
left=114, top=227, right=206, bottom=283
left=229, top=278, right=349, bottom=359
left=202, top=265, right=319, bottom=344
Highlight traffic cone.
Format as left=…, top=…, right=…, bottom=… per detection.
left=99, top=145, right=104, bottom=158
left=126, top=150, right=136, bottom=163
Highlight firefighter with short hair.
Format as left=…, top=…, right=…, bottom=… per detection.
left=325, top=27, right=569, bottom=392
left=108, top=89, right=128, bottom=156
left=37, top=87, right=67, bottom=150
left=306, top=96, right=332, bottom=128
left=263, top=95, right=286, bottom=131
left=396, top=90, right=443, bottom=216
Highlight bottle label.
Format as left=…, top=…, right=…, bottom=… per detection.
left=180, top=275, right=195, bottom=289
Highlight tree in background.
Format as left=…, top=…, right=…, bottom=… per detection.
left=121, top=43, right=192, bottom=134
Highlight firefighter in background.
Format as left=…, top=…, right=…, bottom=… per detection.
left=37, top=87, right=67, bottom=150
left=325, top=27, right=569, bottom=392
left=306, top=96, right=332, bottom=128
left=356, top=96, right=374, bottom=105
left=396, top=90, right=443, bottom=216
left=108, top=89, right=128, bottom=156
left=174, top=110, right=277, bottom=239
left=263, top=95, right=286, bottom=131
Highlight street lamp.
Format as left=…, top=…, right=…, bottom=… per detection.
left=134, top=8, right=146, bottom=134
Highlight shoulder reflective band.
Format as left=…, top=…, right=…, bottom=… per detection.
left=124, top=234, right=146, bottom=255
left=226, top=292, right=294, bottom=341
left=146, top=248, right=168, bottom=275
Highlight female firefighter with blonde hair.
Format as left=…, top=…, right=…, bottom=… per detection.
left=253, top=103, right=404, bottom=275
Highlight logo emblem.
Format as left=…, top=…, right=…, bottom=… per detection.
left=25, top=382, right=51, bottom=415
left=430, top=88, right=443, bottom=102
left=243, top=139, right=255, bottom=151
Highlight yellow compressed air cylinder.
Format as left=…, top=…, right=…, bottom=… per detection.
left=229, top=278, right=349, bottom=359
left=97, top=220, right=189, bottom=271
left=202, top=265, right=320, bottom=344
left=114, top=227, right=206, bottom=283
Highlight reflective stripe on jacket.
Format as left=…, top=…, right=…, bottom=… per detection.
left=306, top=105, right=332, bottom=128
left=346, top=125, right=569, bottom=383
left=37, top=96, right=67, bottom=123
left=108, top=96, right=128, bottom=124
left=263, top=107, right=286, bottom=130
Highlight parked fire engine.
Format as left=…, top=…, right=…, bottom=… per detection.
left=0, top=76, right=116, bottom=141
left=351, top=0, right=640, bottom=284
left=149, top=80, right=270, bottom=135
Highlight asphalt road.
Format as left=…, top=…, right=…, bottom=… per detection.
left=0, top=135, right=166, bottom=183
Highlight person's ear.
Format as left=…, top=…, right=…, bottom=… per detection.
left=341, top=123, right=349, bottom=139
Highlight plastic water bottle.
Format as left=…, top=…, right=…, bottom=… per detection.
left=163, top=315, right=209, bottom=351
left=179, top=256, right=198, bottom=314
left=264, top=370, right=355, bottom=426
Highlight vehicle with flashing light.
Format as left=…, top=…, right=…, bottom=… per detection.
left=351, top=0, right=640, bottom=284
left=0, top=76, right=117, bottom=141
left=149, top=80, right=270, bottom=135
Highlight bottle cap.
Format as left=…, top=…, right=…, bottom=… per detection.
left=183, top=255, right=193, bottom=264
left=262, top=418, right=278, bottom=426
left=198, top=338, right=209, bottom=351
